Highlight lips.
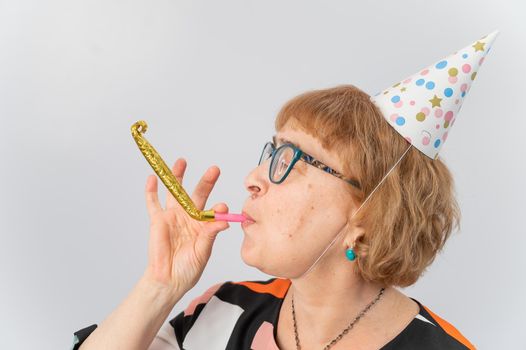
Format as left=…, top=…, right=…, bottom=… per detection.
left=242, top=210, right=256, bottom=222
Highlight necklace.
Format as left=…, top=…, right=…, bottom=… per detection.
left=291, top=287, right=385, bottom=350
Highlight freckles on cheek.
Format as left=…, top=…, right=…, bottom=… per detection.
left=276, top=184, right=321, bottom=240
left=284, top=210, right=311, bottom=240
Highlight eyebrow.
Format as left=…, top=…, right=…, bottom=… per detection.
left=272, top=135, right=300, bottom=149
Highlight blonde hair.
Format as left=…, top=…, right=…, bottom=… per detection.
left=275, top=84, right=461, bottom=288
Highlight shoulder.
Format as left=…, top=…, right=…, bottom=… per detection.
left=179, top=276, right=290, bottom=311
left=168, top=277, right=290, bottom=348
left=384, top=297, right=476, bottom=350
left=221, top=276, right=291, bottom=302
left=186, top=276, right=291, bottom=309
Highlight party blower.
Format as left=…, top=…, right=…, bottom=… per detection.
left=131, top=120, right=248, bottom=223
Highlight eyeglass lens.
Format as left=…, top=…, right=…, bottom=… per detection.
left=259, top=142, right=295, bottom=182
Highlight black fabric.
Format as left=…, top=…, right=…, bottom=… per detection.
left=164, top=279, right=475, bottom=349
left=71, top=324, right=97, bottom=350
left=71, top=278, right=475, bottom=349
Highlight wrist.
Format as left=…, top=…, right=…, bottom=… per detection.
left=138, top=273, right=186, bottom=307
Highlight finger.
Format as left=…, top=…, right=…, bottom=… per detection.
left=206, top=203, right=230, bottom=235
left=166, top=158, right=187, bottom=210
left=191, top=165, right=220, bottom=210
left=211, top=202, right=228, bottom=214
left=173, top=157, right=186, bottom=184
left=145, top=174, right=163, bottom=219
left=201, top=202, right=230, bottom=238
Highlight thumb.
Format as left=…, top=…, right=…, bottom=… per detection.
left=206, top=202, right=230, bottom=237
left=195, top=203, right=230, bottom=262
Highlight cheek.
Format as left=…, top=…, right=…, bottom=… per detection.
left=243, top=183, right=347, bottom=275
left=270, top=185, right=319, bottom=230
left=263, top=191, right=327, bottom=249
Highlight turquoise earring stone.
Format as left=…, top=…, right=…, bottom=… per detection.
left=346, top=248, right=356, bottom=261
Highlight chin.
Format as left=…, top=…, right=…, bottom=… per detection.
left=240, top=238, right=269, bottom=272
left=240, top=236, right=256, bottom=266
left=240, top=244, right=284, bottom=277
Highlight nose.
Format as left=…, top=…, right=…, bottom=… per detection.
left=247, top=185, right=260, bottom=199
left=244, top=164, right=267, bottom=199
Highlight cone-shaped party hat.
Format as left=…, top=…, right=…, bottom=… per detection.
left=371, top=30, right=499, bottom=159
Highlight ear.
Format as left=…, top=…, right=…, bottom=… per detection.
left=342, top=219, right=365, bottom=247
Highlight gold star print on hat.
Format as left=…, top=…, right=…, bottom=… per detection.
left=370, top=30, right=499, bottom=159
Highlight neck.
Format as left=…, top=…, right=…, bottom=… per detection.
left=285, top=251, right=388, bottom=343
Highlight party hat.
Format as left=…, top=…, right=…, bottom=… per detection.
left=370, top=30, right=499, bottom=160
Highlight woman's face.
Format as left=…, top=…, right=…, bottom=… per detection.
left=241, top=121, right=357, bottom=278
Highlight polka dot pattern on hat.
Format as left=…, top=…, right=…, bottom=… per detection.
left=370, top=30, right=499, bottom=159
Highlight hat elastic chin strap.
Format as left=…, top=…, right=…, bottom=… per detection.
left=293, top=143, right=413, bottom=280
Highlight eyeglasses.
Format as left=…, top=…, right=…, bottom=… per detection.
left=258, top=141, right=361, bottom=189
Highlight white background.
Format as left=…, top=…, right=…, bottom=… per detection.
left=1, top=0, right=524, bottom=348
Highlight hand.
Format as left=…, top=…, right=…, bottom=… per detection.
left=141, top=158, right=230, bottom=295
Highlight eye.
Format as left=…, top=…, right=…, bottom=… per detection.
left=278, top=159, right=290, bottom=172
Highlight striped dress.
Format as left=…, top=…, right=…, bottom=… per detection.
left=72, top=277, right=476, bottom=349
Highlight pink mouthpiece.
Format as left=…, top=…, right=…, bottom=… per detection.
left=214, top=212, right=248, bottom=222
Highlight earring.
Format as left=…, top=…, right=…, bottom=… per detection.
left=345, top=242, right=356, bottom=261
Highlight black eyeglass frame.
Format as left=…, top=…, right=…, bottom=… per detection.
left=258, top=141, right=361, bottom=190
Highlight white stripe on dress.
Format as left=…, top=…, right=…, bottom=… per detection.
left=148, top=321, right=181, bottom=350
left=183, top=295, right=245, bottom=350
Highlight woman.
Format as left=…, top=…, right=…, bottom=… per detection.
left=72, top=84, right=476, bottom=349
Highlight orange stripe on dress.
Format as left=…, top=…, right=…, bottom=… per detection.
left=232, top=278, right=291, bottom=299
left=422, top=305, right=476, bottom=350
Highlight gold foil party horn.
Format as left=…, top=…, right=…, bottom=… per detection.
left=131, top=120, right=249, bottom=223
